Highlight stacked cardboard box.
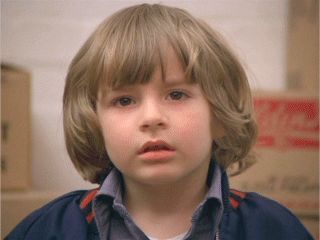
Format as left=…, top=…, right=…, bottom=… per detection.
left=232, top=0, right=319, bottom=225
left=1, top=64, right=31, bottom=190
left=231, top=1, right=319, bottom=238
left=286, top=0, right=318, bottom=237
left=286, top=0, right=319, bottom=93
left=230, top=91, right=319, bottom=237
left=1, top=191, right=63, bottom=237
left=1, top=64, right=34, bottom=237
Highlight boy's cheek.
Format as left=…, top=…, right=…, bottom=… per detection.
left=171, top=113, right=213, bottom=143
left=101, top=118, right=141, bottom=155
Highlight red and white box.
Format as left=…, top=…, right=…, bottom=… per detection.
left=230, top=91, right=319, bottom=216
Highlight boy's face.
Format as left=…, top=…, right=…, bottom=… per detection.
left=96, top=47, right=223, bottom=186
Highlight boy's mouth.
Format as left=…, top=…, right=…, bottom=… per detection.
left=138, top=140, right=175, bottom=154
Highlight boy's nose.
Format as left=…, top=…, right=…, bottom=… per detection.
left=139, top=101, right=167, bottom=132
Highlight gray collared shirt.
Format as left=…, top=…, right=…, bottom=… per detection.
left=93, top=163, right=223, bottom=240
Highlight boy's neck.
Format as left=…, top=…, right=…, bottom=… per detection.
left=124, top=176, right=208, bottom=213
left=122, top=163, right=210, bottom=238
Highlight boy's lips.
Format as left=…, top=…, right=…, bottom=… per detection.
left=138, top=140, right=175, bottom=155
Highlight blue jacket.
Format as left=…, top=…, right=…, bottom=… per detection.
left=5, top=171, right=313, bottom=240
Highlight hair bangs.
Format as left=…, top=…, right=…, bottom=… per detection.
left=96, top=6, right=167, bottom=94
left=95, top=4, right=211, bottom=96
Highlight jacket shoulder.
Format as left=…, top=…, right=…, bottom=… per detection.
left=223, top=191, right=314, bottom=240
left=5, top=190, right=89, bottom=240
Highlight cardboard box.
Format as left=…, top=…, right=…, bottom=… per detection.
left=299, top=217, right=319, bottom=240
left=229, top=91, right=319, bottom=238
left=1, top=64, right=31, bottom=190
left=1, top=191, right=63, bottom=238
left=286, top=0, right=319, bottom=93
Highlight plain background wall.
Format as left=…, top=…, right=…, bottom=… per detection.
left=1, top=0, right=289, bottom=191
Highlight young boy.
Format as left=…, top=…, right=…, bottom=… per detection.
left=6, top=3, right=313, bottom=240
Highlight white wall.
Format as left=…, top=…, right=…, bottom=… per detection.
left=1, top=0, right=289, bottom=191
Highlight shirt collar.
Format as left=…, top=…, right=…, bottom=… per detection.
left=95, top=162, right=224, bottom=239
left=206, top=161, right=223, bottom=204
left=97, top=168, right=124, bottom=203
left=97, top=161, right=223, bottom=205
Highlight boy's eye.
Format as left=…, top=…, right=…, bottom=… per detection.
left=112, top=97, right=135, bottom=107
left=168, top=91, right=188, bottom=100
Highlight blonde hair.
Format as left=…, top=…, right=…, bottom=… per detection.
left=63, top=4, right=258, bottom=183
